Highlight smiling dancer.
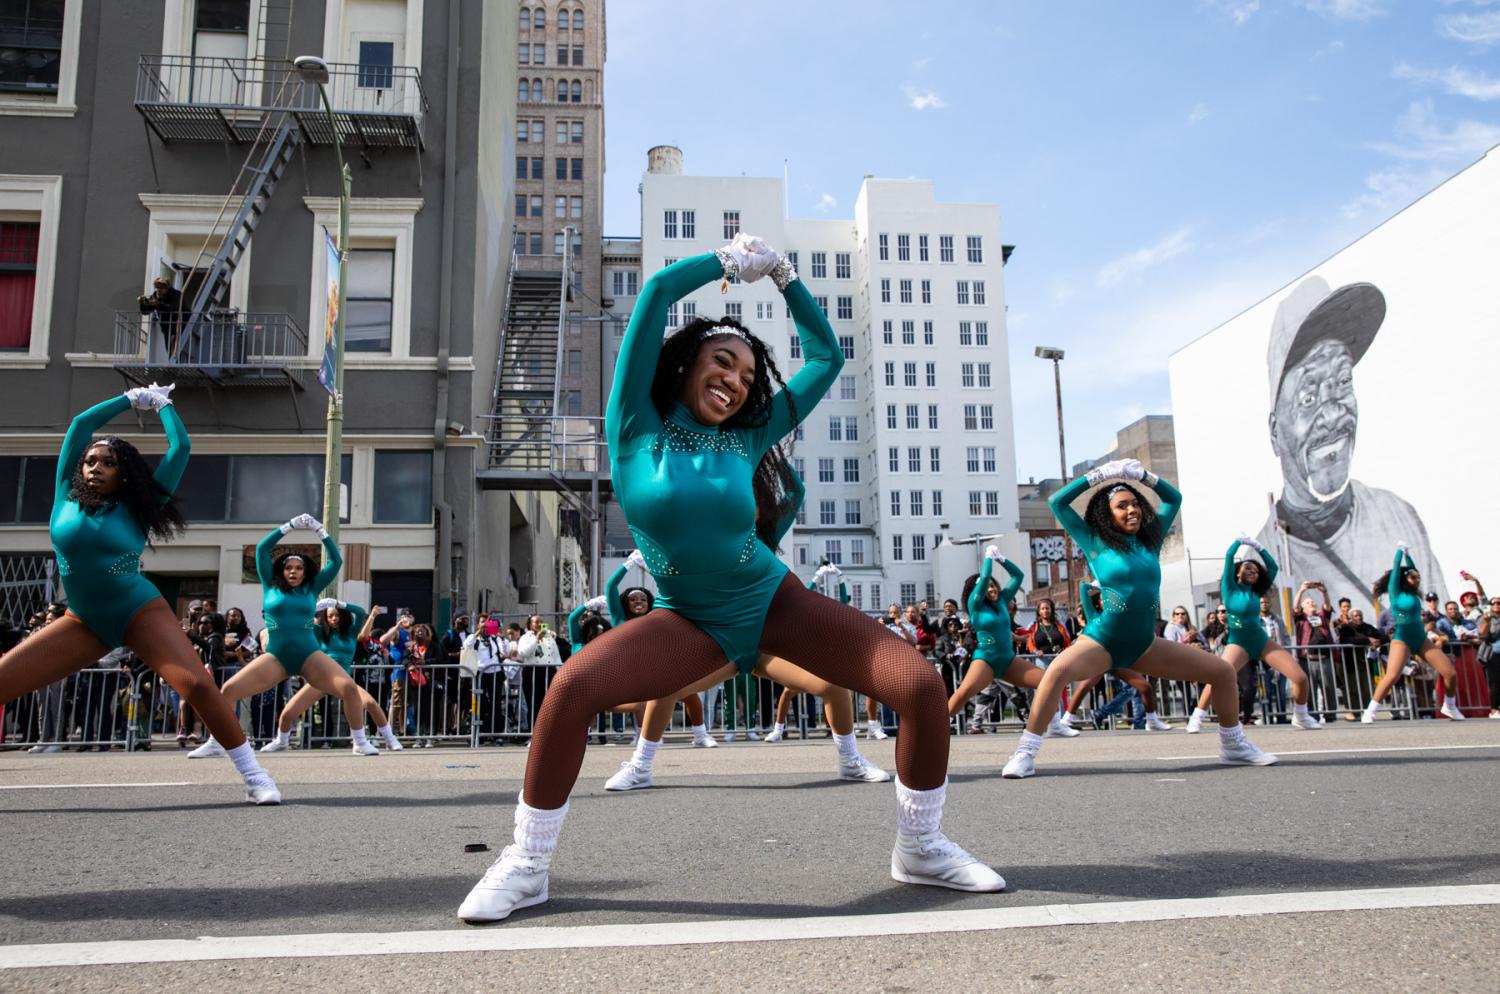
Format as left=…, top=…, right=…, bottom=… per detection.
left=1362, top=544, right=1466, bottom=722
left=260, top=599, right=404, bottom=753
left=458, top=235, right=1002, bottom=923
left=947, top=544, right=1079, bottom=739
left=188, top=515, right=377, bottom=759
left=0, top=386, right=280, bottom=803
left=999, top=459, right=1276, bottom=778
left=1186, top=537, right=1322, bottom=733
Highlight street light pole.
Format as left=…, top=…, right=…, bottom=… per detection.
left=1036, top=347, right=1076, bottom=613
left=295, top=57, right=350, bottom=593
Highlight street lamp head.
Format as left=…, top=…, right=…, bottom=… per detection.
left=1035, top=346, right=1065, bottom=361
left=293, top=55, right=331, bottom=84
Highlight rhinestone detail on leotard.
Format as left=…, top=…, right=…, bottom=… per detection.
left=57, top=552, right=140, bottom=577
left=660, top=420, right=751, bottom=459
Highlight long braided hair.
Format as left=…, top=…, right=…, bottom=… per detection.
left=68, top=437, right=185, bottom=545
left=650, top=316, right=798, bottom=547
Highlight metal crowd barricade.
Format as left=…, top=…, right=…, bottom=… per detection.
left=0, top=667, right=144, bottom=751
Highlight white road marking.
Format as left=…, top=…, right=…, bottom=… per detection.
left=1158, top=742, right=1500, bottom=761
left=0, top=782, right=194, bottom=791
left=1153, top=778, right=1186, bottom=782
left=2, top=884, right=1497, bottom=969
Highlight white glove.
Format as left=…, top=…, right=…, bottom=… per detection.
left=625, top=549, right=648, bottom=572
left=585, top=595, right=609, bottom=614
left=1084, top=459, right=1126, bottom=486
left=315, top=598, right=338, bottom=614
left=287, top=513, right=325, bottom=536
left=125, top=382, right=175, bottom=411
left=985, top=544, right=1003, bottom=562
left=719, top=233, right=781, bottom=284
left=1236, top=534, right=1262, bottom=551
left=813, top=563, right=833, bottom=579
left=1396, top=541, right=1409, bottom=553
left=1118, top=458, right=1147, bottom=481
left=827, top=563, right=843, bottom=577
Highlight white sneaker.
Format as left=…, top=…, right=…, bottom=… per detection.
left=723, top=731, right=738, bottom=742
left=1185, top=709, right=1205, bottom=734
left=891, top=832, right=1006, bottom=892
left=692, top=732, right=719, bottom=748
left=1144, top=714, right=1173, bottom=732
left=1001, top=750, right=1035, bottom=779
left=1059, top=711, right=1078, bottom=728
left=260, top=738, right=289, bottom=753
left=1045, top=715, right=1079, bottom=738
left=384, top=737, right=405, bottom=751
left=1439, top=699, right=1466, bottom=721
left=456, top=845, right=550, bottom=923
left=764, top=727, right=785, bottom=743
left=187, top=738, right=226, bottom=759
left=604, top=760, right=653, bottom=791
left=867, top=723, right=889, bottom=741
left=1219, top=735, right=1278, bottom=766
left=838, top=754, right=893, bottom=783
left=244, top=772, right=282, bottom=805
left=352, top=738, right=380, bottom=756
left=1488, top=710, right=1499, bottom=720
left=27, top=744, right=62, bottom=754
left=1361, top=702, right=1382, bottom=723
left=746, top=730, right=761, bottom=741
left=1290, top=711, right=1323, bottom=730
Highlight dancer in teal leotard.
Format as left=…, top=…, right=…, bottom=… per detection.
left=1363, top=545, right=1465, bottom=722
left=261, top=600, right=404, bottom=754
left=1186, top=537, right=1323, bottom=733
left=1000, top=459, right=1277, bottom=779
left=1060, top=585, right=1164, bottom=731
left=945, top=545, right=1079, bottom=739
left=189, top=513, right=379, bottom=759
left=459, top=235, right=1002, bottom=924
left=0, top=385, right=280, bottom=804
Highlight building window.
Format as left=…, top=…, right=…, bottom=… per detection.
left=932, top=489, right=943, bottom=515
left=787, top=251, right=798, bottom=271
left=939, top=235, right=955, bottom=263
left=880, top=278, right=891, bottom=304
left=903, top=362, right=917, bottom=387
left=839, top=375, right=856, bottom=400
left=918, top=234, right=929, bottom=262
left=912, top=534, right=927, bottom=561
left=843, top=458, right=860, bottom=484
left=534, top=7, right=546, bottom=28
left=811, top=252, right=827, bottom=278
left=851, top=542, right=865, bottom=570
left=520, top=7, right=531, bottom=30
left=1035, top=560, right=1051, bottom=587
left=835, top=252, right=851, bottom=279
left=514, top=193, right=526, bottom=218
left=825, top=539, right=843, bottom=565
left=928, top=405, right=939, bottom=430
left=967, top=235, right=984, bottom=263
left=956, top=281, right=970, bottom=305
left=789, top=334, right=801, bottom=359
left=886, top=404, right=898, bottom=430
left=882, top=320, right=893, bottom=345
left=515, top=156, right=527, bottom=180
left=959, top=321, right=972, bottom=345
left=925, top=580, right=936, bottom=604
left=679, top=209, right=694, bottom=238
left=901, top=320, right=915, bottom=345
left=666, top=303, right=678, bottom=326
left=905, top=404, right=919, bottom=430
left=978, top=363, right=991, bottom=388
left=884, top=362, right=895, bottom=387
left=755, top=300, right=772, bottom=320
left=828, top=416, right=843, bottom=442
left=795, top=544, right=808, bottom=565
left=0, top=221, right=40, bottom=351
left=980, top=405, right=994, bottom=431
left=722, top=210, right=740, bottom=239
left=961, top=363, right=975, bottom=388
left=929, top=447, right=941, bottom=472
left=844, top=415, right=858, bottom=441
left=844, top=498, right=861, bottom=522
left=838, top=335, right=854, bottom=359
left=888, top=447, right=900, bottom=473
left=573, top=9, right=583, bottom=29
left=724, top=301, right=741, bottom=321
left=966, top=448, right=980, bottom=473
left=963, top=404, right=977, bottom=430
left=663, top=209, right=677, bottom=239
left=813, top=295, right=829, bottom=317
left=983, top=447, right=997, bottom=473
left=373, top=451, right=435, bottom=523
left=878, top=233, right=889, bottom=261
left=571, top=158, right=583, bottom=180
left=969, top=490, right=982, bottom=514
left=818, top=458, right=835, bottom=483
left=554, top=195, right=566, bottom=218
left=570, top=196, right=583, bottom=219
left=531, top=157, right=543, bottom=179
left=820, top=499, right=837, bottom=525
left=897, top=233, right=910, bottom=261
left=346, top=247, right=395, bottom=353
left=572, top=46, right=584, bottom=66
left=899, top=279, right=912, bottom=304
left=836, top=296, right=853, bottom=320
left=910, top=490, right=924, bottom=516
left=975, top=321, right=989, bottom=346
left=908, top=446, right=921, bottom=473
left=925, top=363, right=936, bottom=387
left=973, top=281, right=986, bottom=305
left=891, top=534, right=904, bottom=562
left=920, top=279, right=931, bottom=304
left=890, top=490, right=901, bottom=517
left=556, top=157, right=567, bottom=181
left=923, top=320, right=934, bottom=345
left=871, top=582, right=881, bottom=607
left=986, top=490, right=1000, bottom=515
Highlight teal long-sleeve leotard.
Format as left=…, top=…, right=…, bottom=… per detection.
left=607, top=254, right=843, bottom=674
left=50, top=395, right=191, bottom=647
left=1050, top=473, right=1182, bottom=669
left=1388, top=548, right=1426, bottom=649
left=966, top=555, right=1025, bottom=669
left=565, top=561, right=634, bottom=645
left=1222, top=541, right=1277, bottom=658
left=317, top=602, right=369, bottom=672
left=257, top=526, right=343, bottom=676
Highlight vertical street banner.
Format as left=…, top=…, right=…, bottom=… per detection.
left=317, top=227, right=341, bottom=397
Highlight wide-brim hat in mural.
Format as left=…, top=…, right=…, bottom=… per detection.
left=1267, top=276, right=1385, bottom=407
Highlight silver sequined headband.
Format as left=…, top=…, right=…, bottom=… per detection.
left=282, top=554, right=306, bottom=566
left=1105, top=484, right=1134, bottom=498
left=701, top=325, right=752, bottom=346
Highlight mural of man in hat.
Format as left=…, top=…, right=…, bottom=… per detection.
left=1254, top=275, right=1446, bottom=604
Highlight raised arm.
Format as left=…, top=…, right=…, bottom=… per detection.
left=254, top=526, right=283, bottom=588
left=350, top=604, right=376, bottom=641
left=566, top=602, right=586, bottom=646
left=313, top=532, right=343, bottom=591
left=605, top=254, right=724, bottom=447
left=56, top=395, right=132, bottom=499
left=604, top=561, right=630, bottom=627
left=761, top=278, right=844, bottom=447
left=1389, top=546, right=1411, bottom=601
left=1148, top=475, right=1182, bottom=548
left=151, top=403, right=191, bottom=496
left=1222, top=540, right=1244, bottom=602
left=1047, top=476, right=1097, bottom=555
left=1258, top=545, right=1279, bottom=586
left=998, top=556, right=1025, bottom=603
left=967, top=554, right=996, bottom=619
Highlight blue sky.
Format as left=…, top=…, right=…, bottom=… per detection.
left=600, top=1, right=1500, bottom=480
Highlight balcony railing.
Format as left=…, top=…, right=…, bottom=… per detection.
left=477, top=415, right=611, bottom=490
left=112, top=310, right=308, bottom=388
left=135, top=55, right=427, bottom=148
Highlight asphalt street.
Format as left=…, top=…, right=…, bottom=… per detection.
left=1, top=719, right=1496, bottom=992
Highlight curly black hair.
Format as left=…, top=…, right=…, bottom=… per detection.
left=1083, top=482, right=1163, bottom=551
left=1372, top=566, right=1421, bottom=607
left=649, top=316, right=798, bottom=548
left=272, top=550, right=321, bottom=594
left=961, top=572, right=999, bottom=608
left=318, top=603, right=353, bottom=639
left=1234, top=557, right=1274, bottom=596
left=579, top=613, right=612, bottom=645
left=620, top=586, right=655, bottom=616
left=69, top=436, right=185, bottom=545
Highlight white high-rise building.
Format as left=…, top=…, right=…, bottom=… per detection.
left=634, top=149, right=1024, bottom=612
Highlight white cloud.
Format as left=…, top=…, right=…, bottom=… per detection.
left=815, top=192, right=837, bottom=213
left=902, top=86, right=947, bottom=111
left=1208, top=0, right=1261, bottom=25
left=1368, top=99, right=1500, bottom=160
left=1395, top=62, right=1500, bottom=100
left=1340, top=165, right=1451, bottom=218
left=1300, top=0, right=1387, bottom=20
left=1097, top=227, right=1196, bottom=288
left=1187, top=101, right=1210, bottom=125
left=1437, top=9, right=1500, bottom=44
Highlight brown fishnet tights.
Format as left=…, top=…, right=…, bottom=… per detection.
left=522, top=575, right=950, bottom=808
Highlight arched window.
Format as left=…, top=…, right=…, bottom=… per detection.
left=534, top=6, right=546, bottom=29
left=519, top=7, right=530, bottom=30
left=556, top=7, right=569, bottom=30
left=570, top=80, right=581, bottom=103
left=557, top=79, right=568, bottom=102
left=518, top=79, right=529, bottom=102
left=572, top=9, right=583, bottom=30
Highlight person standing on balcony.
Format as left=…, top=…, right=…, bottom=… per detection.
left=458, top=235, right=1004, bottom=924
left=0, top=386, right=281, bottom=803
left=138, top=277, right=184, bottom=361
